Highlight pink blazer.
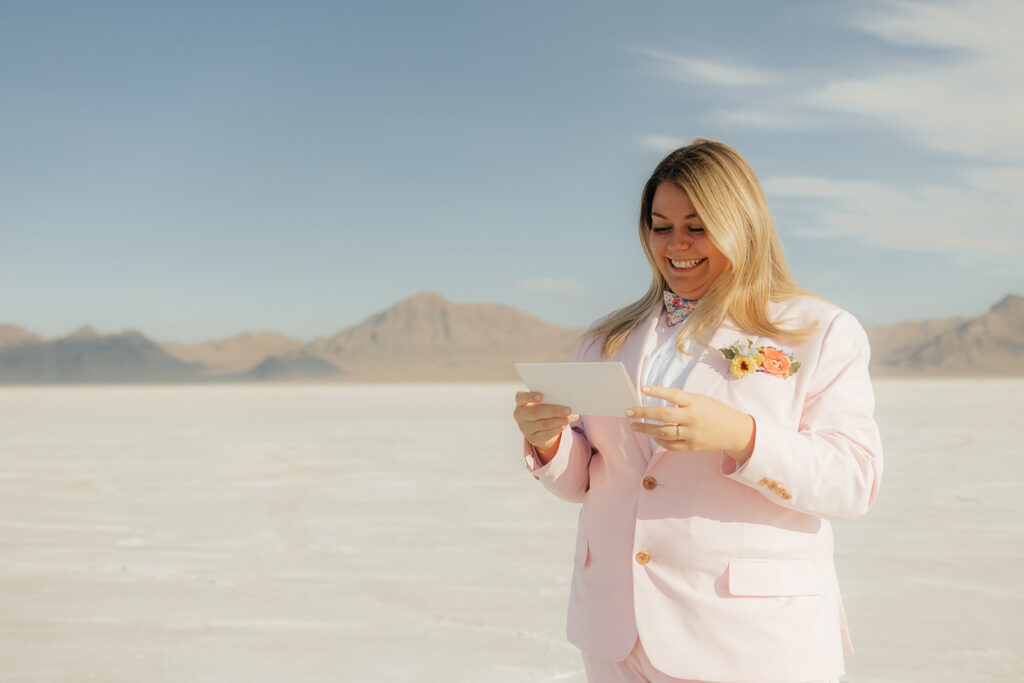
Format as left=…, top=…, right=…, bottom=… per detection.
left=524, top=296, right=883, bottom=682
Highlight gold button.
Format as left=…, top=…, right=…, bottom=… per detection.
left=642, top=476, right=657, bottom=490
left=760, top=477, right=772, bottom=487
left=635, top=551, right=651, bottom=565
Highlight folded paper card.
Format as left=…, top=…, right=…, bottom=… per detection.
left=515, top=362, right=641, bottom=417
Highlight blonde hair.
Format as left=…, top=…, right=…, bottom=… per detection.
left=590, top=139, right=818, bottom=358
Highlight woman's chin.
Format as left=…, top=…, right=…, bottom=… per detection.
left=666, top=281, right=711, bottom=300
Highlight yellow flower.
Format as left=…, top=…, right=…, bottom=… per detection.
left=730, top=353, right=761, bottom=378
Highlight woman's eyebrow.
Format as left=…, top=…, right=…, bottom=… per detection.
left=651, top=211, right=699, bottom=220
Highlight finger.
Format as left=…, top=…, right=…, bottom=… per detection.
left=515, top=404, right=573, bottom=422
left=515, top=391, right=544, bottom=407
left=640, top=385, right=695, bottom=406
left=651, top=436, right=691, bottom=451
left=630, top=422, right=686, bottom=441
left=528, top=425, right=570, bottom=447
left=625, top=406, right=687, bottom=424
left=526, top=416, right=574, bottom=435
left=528, top=417, right=577, bottom=444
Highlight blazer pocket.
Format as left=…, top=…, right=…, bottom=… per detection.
left=728, top=558, right=825, bottom=597
left=724, top=368, right=798, bottom=397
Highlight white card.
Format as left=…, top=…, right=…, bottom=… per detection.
left=515, top=362, right=640, bottom=417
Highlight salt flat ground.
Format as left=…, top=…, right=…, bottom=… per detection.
left=0, top=380, right=1021, bottom=683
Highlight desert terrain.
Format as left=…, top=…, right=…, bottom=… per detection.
left=0, top=380, right=1021, bottom=681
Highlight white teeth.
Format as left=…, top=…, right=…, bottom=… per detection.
left=670, top=258, right=705, bottom=268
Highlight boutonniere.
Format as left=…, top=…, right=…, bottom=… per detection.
left=718, top=339, right=801, bottom=379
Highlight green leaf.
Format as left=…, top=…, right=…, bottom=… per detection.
left=719, top=347, right=736, bottom=359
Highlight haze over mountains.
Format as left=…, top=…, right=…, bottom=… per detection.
left=1, top=292, right=1021, bottom=383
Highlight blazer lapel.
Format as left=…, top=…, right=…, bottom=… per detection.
left=616, top=308, right=661, bottom=462
left=680, top=322, right=739, bottom=398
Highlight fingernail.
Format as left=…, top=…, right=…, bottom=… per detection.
left=561, top=407, right=570, bottom=415
left=534, top=394, right=542, bottom=400
left=641, top=385, right=650, bottom=392
left=625, top=409, right=635, bottom=417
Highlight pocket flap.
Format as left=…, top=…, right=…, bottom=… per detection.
left=728, top=559, right=825, bottom=596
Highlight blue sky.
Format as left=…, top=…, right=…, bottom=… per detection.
left=2, top=0, right=1021, bottom=342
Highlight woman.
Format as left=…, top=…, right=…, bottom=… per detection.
left=513, top=139, right=882, bottom=683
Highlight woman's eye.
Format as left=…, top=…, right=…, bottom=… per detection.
left=687, top=226, right=705, bottom=233
left=651, top=226, right=672, bottom=233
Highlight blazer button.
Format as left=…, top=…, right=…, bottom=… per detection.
left=635, top=551, right=651, bottom=565
left=642, top=476, right=657, bottom=490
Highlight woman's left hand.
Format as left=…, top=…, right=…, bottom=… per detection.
left=626, top=385, right=755, bottom=464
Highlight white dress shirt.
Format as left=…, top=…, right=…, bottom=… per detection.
left=640, top=312, right=702, bottom=452
left=641, top=312, right=701, bottom=405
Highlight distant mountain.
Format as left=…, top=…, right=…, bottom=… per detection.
left=0, top=326, right=203, bottom=384
left=0, top=324, right=42, bottom=349
left=238, top=353, right=348, bottom=381
left=863, top=316, right=967, bottom=363
left=867, top=294, right=1024, bottom=376
left=0, top=294, right=578, bottom=383
left=160, top=332, right=304, bottom=375
left=2, top=293, right=1020, bottom=383
left=304, top=291, right=580, bottom=381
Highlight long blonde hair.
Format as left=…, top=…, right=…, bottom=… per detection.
left=590, top=139, right=818, bottom=358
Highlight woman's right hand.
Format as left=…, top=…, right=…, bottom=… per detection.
left=513, top=391, right=578, bottom=461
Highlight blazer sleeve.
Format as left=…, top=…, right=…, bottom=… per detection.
left=521, top=335, right=599, bottom=503
left=724, top=309, right=883, bottom=520
left=523, top=422, right=594, bottom=503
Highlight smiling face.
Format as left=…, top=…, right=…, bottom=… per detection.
left=648, top=181, right=730, bottom=300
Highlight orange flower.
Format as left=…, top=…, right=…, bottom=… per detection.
left=760, top=347, right=791, bottom=376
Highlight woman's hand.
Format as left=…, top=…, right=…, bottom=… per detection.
left=626, top=385, right=755, bottom=464
left=513, top=391, right=579, bottom=463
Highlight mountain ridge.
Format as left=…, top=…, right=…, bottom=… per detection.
left=1, top=293, right=1021, bottom=383
left=865, top=293, right=1024, bottom=376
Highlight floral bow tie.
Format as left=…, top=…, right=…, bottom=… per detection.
left=663, top=291, right=698, bottom=326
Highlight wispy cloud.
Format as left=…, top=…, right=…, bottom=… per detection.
left=713, top=107, right=833, bottom=130
left=640, top=135, right=690, bottom=153
left=717, top=0, right=1024, bottom=159
left=802, top=58, right=1023, bottom=160
left=637, top=0, right=1024, bottom=261
left=517, top=277, right=585, bottom=297
left=633, top=48, right=784, bottom=87
left=764, top=169, right=1024, bottom=258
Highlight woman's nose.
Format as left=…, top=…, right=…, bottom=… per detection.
left=670, top=227, right=692, bottom=249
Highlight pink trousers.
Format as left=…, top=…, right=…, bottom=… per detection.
left=581, top=638, right=839, bottom=683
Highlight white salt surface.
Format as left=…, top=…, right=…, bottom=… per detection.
left=0, top=380, right=1021, bottom=682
